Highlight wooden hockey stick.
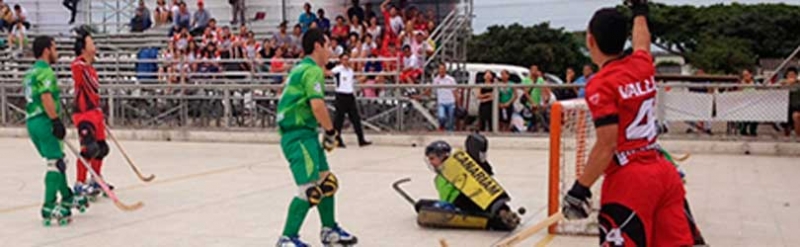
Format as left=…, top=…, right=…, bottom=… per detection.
left=493, top=212, right=564, bottom=247
left=674, top=153, right=691, bottom=162
left=105, top=127, right=156, bottom=182
left=64, top=141, right=144, bottom=211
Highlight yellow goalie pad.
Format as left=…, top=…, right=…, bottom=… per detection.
left=438, top=149, right=506, bottom=210
left=417, top=207, right=489, bottom=229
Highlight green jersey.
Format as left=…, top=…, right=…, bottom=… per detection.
left=277, top=57, right=326, bottom=134
left=435, top=175, right=459, bottom=203
left=24, top=60, right=60, bottom=119
left=522, top=76, right=546, bottom=106
left=498, top=86, right=514, bottom=104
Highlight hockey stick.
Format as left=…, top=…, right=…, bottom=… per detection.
left=64, top=141, right=144, bottom=211
left=105, top=127, right=156, bottom=182
left=674, top=153, right=691, bottom=162
left=392, top=177, right=416, bottom=206
left=493, top=212, right=563, bottom=247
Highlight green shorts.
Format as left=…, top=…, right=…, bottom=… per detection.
left=281, top=129, right=329, bottom=185
left=26, top=116, right=64, bottom=160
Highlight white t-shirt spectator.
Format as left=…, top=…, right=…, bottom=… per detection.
left=390, top=16, right=404, bottom=35
left=11, top=24, right=26, bottom=37
left=331, top=44, right=344, bottom=57
left=349, top=24, right=363, bottom=37
left=403, top=54, right=421, bottom=70
left=12, top=6, right=27, bottom=22
left=433, top=74, right=457, bottom=105
left=361, top=42, right=377, bottom=56
left=244, top=43, right=260, bottom=59
left=366, top=26, right=382, bottom=41
left=332, top=65, right=356, bottom=94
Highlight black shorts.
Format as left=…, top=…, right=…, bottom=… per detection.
left=499, top=106, right=514, bottom=123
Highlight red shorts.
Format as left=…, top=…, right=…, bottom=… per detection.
left=400, top=69, right=422, bottom=82
left=599, top=156, right=693, bottom=247
left=72, top=109, right=106, bottom=141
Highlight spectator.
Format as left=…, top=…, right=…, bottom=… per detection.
left=138, top=0, right=152, bottom=25
left=237, top=24, right=249, bottom=40
left=330, top=38, right=344, bottom=57
left=365, top=16, right=382, bottom=44
left=191, top=1, right=212, bottom=35
left=218, top=26, right=237, bottom=54
left=8, top=20, right=26, bottom=50
left=410, top=30, right=432, bottom=60
left=131, top=7, right=153, bottom=33
left=316, top=8, right=331, bottom=34
left=256, top=38, right=276, bottom=71
left=433, top=63, right=457, bottom=131
left=555, top=67, right=577, bottom=100
left=362, top=74, right=381, bottom=98
left=361, top=33, right=377, bottom=56
left=200, top=27, right=218, bottom=47
left=12, top=4, right=29, bottom=29
left=186, top=40, right=200, bottom=71
left=329, top=53, right=372, bottom=147
left=172, top=2, right=191, bottom=31
left=685, top=69, right=713, bottom=135
left=574, top=64, right=593, bottom=98
left=154, top=0, right=170, bottom=26
left=298, top=2, right=317, bottom=33
left=364, top=53, right=383, bottom=74
left=782, top=67, right=800, bottom=137
left=229, top=0, right=245, bottom=25
left=1, top=1, right=11, bottom=32
left=273, top=21, right=292, bottom=48
left=400, top=45, right=422, bottom=84
left=349, top=15, right=364, bottom=38
left=348, top=34, right=363, bottom=71
left=739, top=68, right=758, bottom=136
left=380, top=0, right=404, bottom=37
left=398, top=22, right=415, bottom=47
left=62, top=0, right=79, bottom=24
left=196, top=43, right=221, bottom=79
left=289, top=24, right=303, bottom=57
left=523, top=65, right=551, bottom=132
left=498, top=70, right=518, bottom=132
left=331, top=16, right=349, bottom=43
left=379, top=42, right=400, bottom=72
left=477, top=71, right=496, bottom=132
left=243, top=31, right=260, bottom=71
left=170, top=0, right=180, bottom=18
left=347, top=0, right=365, bottom=25
left=173, top=27, right=192, bottom=50
left=269, top=47, right=288, bottom=85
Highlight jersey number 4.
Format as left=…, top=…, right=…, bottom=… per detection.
left=625, top=98, right=657, bottom=141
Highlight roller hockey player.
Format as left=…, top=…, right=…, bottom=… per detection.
left=70, top=28, right=113, bottom=200
left=406, top=134, right=521, bottom=231
left=24, top=36, right=89, bottom=226
left=275, top=28, right=357, bottom=247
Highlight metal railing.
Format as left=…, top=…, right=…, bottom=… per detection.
left=1, top=82, right=797, bottom=141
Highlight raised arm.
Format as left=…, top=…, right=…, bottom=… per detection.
left=629, top=0, right=651, bottom=53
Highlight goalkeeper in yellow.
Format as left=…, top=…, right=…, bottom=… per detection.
left=275, top=28, right=357, bottom=247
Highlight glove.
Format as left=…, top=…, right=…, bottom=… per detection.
left=625, top=0, right=649, bottom=17
left=51, top=118, right=66, bottom=140
left=322, top=129, right=338, bottom=152
left=562, top=181, right=592, bottom=220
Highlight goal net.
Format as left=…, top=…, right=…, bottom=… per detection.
left=548, top=99, right=601, bottom=235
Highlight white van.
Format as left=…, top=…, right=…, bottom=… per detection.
left=450, top=63, right=563, bottom=117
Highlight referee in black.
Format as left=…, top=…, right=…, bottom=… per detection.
left=328, top=53, right=372, bottom=148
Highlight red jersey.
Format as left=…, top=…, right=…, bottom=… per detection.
left=584, top=50, right=659, bottom=169
left=71, top=57, right=101, bottom=113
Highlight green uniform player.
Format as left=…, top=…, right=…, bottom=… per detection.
left=24, top=36, right=88, bottom=227
left=276, top=29, right=357, bottom=247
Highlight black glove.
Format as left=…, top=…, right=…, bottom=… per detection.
left=625, top=0, right=649, bottom=17
left=322, top=129, right=338, bottom=152
left=562, top=181, right=592, bottom=220
left=51, top=118, right=66, bottom=140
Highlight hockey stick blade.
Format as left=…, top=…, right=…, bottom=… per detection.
left=675, top=153, right=692, bottom=162
left=106, top=127, right=156, bottom=183
left=392, top=177, right=416, bottom=206
left=64, top=141, right=144, bottom=212
left=494, top=212, right=564, bottom=247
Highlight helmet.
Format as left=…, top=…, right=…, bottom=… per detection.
left=425, top=140, right=451, bottom=158
left=465, top=133, right=488, bottom=163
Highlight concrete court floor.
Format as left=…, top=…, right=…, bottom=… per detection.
left=0, top=137, right=798, bottom=247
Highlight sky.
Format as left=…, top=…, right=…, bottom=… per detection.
left=473, top=0, right=800, bottom=33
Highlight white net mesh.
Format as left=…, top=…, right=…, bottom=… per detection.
left=553, top=99, right=601, bottom=235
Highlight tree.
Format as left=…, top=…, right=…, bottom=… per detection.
left=468, top=23, right=590, bottom=76
left=640, top=2, right=800, bottom=74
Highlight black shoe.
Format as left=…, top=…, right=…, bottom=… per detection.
left=358, top=141, right=372, bottom=147
left=337, top=143, right=347, bottom=148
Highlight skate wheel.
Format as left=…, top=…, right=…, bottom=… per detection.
left=58, top=217, right=71, bottom=226
left=78, top=206, right=87, bottom=213
left=43, top=219, right=52, bottom=227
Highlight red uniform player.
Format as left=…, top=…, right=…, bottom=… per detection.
left=561, top=1, right=695, bottom=246
left=71, top=29, right=113, bottom=197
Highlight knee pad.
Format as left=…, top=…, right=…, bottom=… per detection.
left=318, top=173, right=338, bottom=197
left=97, top=141, right=110, bottom=159
left=78, top=122, right=100, bottom=159
left=47, top=159, right=67, bottom=173
left=298, top=183, right=323, bottom=206
left=599, top=203, right=646, bottom=247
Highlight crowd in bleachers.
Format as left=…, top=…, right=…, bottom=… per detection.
left=153, top=0, right=438, bottom=89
